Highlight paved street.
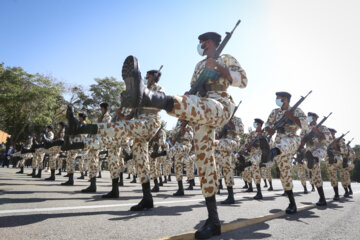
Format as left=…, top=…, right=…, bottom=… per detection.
left=0, top=167, right=359, bottom=240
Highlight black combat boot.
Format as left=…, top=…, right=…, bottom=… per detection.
left=268, top=180, right=273, bottom=191
left=168, top=175, right=171, bottom=181
left=242, top=181, right=248, bottom=189
left=254, top=184, right=263, bottom=200
left=221, top=186, right=235, bottom=204
left=159, top=177, right=163, bottom=186
left=119, top=173, right=124, bottom=186
left=84, top=171, right=88, bottom=176
left=130, top=181, right=153, bottom=211
left=303, top=185, right=308, bottom=194
left=130, top=175, right=137, bottom=183
left=163, top=176, right=167, bottom=183
left=56, top=169, right=62, bottom=175
left=344, top=187, right=350, bottom=198
left=102, top=178, right=119, bottom=198
left=173, top=180, right=184, bottom=196
left=97, top=171, right=102, bottom=178
left=45, top=169, right=55, bottom=181
left=28, top=169, right=36, bottom=177
left=81, top=177, right=96, bottom=192
left=194, top=195, right=221, bottom=239
left=120, top=55, right=174, bottom=111
left=66, top=105, right=98, bottom=135
left=333, top=186, right=340, bottom=201
left=348, top=185, right=353, bottom=195
left=218, top=178, right=223, bottom=190
left=186, top=179, right=194, bottom=190
left=316, top=186, right=327, bottom=206
left=126, top=173, right=131, bottom=179
left=151, top=178, right=160, bottom=192
left=34, top=169, right=42, bottom=178
left=246, top=182, right=253, bottom=192
left=311, top=184, right=315, bottom=192
left=282, top=191, right=287, bottom=196
left=77, top=172, right=84, bottom=179
left=64, top=173, right=69, bottom=177
left=263, top=179, right=268, bottom=188
left=16, top=167, right=24, bottom=174
left=61, top=173, right=74, bottom=186
left=61, top=135, right=85, bottom=151
left=285, top=190, right=297, bottom=214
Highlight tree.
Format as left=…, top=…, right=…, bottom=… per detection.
left=0, top=63, right=65, bottom=144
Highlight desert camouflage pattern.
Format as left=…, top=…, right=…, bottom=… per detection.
left=266, top=107, right=308, bottom=191
left=167, top=54, right=247, bottom=197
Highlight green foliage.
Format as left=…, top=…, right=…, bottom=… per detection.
left=0, top=63, right=66, bottom=144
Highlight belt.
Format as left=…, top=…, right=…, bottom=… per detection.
left=204, top=84, right=227, bottom=92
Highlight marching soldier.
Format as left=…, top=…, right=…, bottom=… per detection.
left=64, top=68, right=165, bottom=210
left=168, top=120, right=193, bottom=196
left=262, top=92, right=308, bottom=214
left=116, top=30, right=247, bottom=238
left=216, top=116, right=244, bottom=204
left=343, top=139, right=355, bottom=195
left=298, top=112, right=331, bottom=206
left=326, top=128, right=347, bottom=200
left=34, top=125, right=54, bottom=178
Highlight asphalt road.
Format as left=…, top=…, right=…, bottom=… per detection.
left=0, top=167, right=359, bottom=240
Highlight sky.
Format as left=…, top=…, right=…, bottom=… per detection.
left=1, top=0, right=359, bottom=146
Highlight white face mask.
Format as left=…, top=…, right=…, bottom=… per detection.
left=253, top=122, right=258, bottom=129
left=307, top=116, right=313, bottom=123
left=276, top=99, right=283, bottom=108
left=197, top=43, right=205, bottom=56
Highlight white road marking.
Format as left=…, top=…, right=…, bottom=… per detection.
left=0, top=189, right=358, bottom=215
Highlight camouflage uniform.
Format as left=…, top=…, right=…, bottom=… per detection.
left=215, top=116, right=243, bottom=187
left=81, top=84, right=163, bottom=184
left=300, top=125, right=331, bottom=188
left=168, top=125, right=193, bottom=182
left=37, top=130, right=54, bottom=170
left=326, top=139, right=346, bottom=188
left=266, top=107, right=308, bottom=191
left=166, top=54, right=247, bottom=197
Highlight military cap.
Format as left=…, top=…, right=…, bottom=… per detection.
left=47, top=125, right=53, bottom=130
left=276, top=91, right=291, bottom=100
left=59, top=121, right=66, bottom=127
left=308, top=112, right=319, bottom=118
left=78, top=112, right=87, bottom=119
left=254, top=118, right=264, bottom=125
left=328, top=128, right=337, bottom=133
left=147, top=70, right=161, bottom=82
left=100, top=102, right=109, bottom=109
left=198, top=32, right=222, bottom=46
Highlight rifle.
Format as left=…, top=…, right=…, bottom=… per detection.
left=327, top=131, right=350, bottom=164
left=265, top=90, right=312, bottom=141
left=297, top=112, right=332, bottom=156
left=342, top=138, right=354, bottom=168
left=217, top=100, right=242, bottom=139
left=170, top=121, right=188, bottom=146
left=347, top=138, right=354, bottom=146
left=189, top=20, right=241, bottom=97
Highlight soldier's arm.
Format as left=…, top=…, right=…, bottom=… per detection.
left=222, top=55, right=247, bottom=88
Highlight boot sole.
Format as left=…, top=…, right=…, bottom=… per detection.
left=121, top=55, right=141, bottom=108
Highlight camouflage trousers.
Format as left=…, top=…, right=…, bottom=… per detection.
left=273, top=134, right=300, bottom=191
left=163, top=158, right=172, bottom=176
left=48, top=146, right=61, bottom=170
left=18, top=159, right=25, bottom=168
left=339, top=167, right=350, bottom=188
left=168, top=143, right=192, bottom=182
left=35, top=148, right=47, bottom=170
left=215, top=152, right=223, bottom=180
left=311, top=162, right=322, bottom=188
left=84, top=118, right=160, bottom=183
left=168, top=94, right=234, bottom=197
left=107, top=144, right=124, bottom=179
left=242, top=167, right=252, bottom=183
left=261, top=165, right=272, bottom=181
left=298, top=163, right=307, bottom=187
left=184, top=154, right=195, bottom=180
left=78, top=154, right=89, bottom=173
left=249, top=151, right=261, bottom=185
left=150, top=157, right=159, bottom=179
left=127, top=159, right=136, bottom=175
left=66, top=149, right=78, bottom=174
left=56, top=154, right=66, bottom=170
left=157, top=156, right=166, bottom=178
